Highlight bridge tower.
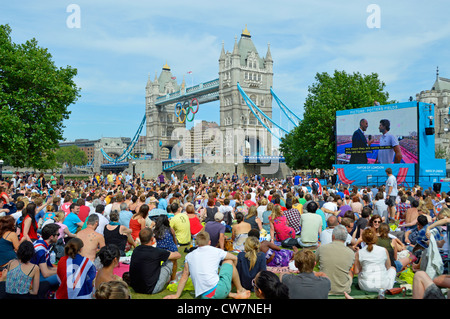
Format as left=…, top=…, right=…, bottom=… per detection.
left=219, top=26, right=274, bottom=159
left=145, top=63, right=186, bottom=160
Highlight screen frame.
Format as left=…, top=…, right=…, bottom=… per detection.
left=334, top=103, right=420, bottom=167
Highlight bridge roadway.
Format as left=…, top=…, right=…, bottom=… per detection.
left=155, top=78, right=220, bottom=107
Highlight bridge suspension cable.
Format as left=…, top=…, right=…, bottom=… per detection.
left=100, top=114, right=146, bottom=163
left=270, top=87, right=302, bottom=127
left=237, top=83, right=289, bottom=141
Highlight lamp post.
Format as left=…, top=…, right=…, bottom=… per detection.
left=234, top=162, right=238, bottom=174
left=0, top=160, right=3, bottom=181
left=132, top=161, right=136, bottom=178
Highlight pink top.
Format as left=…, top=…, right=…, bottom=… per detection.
left=56, top=222, right=68, bottom=240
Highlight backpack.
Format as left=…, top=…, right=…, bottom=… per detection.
left=281, top=237, right=300, bottom=249
left=311, top=181, right=319, bottom=193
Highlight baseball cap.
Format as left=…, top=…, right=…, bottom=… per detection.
left=214, top=212, right=224, bottom=221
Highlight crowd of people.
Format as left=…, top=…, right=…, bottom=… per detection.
left=0, top=168, right=449, bottom=300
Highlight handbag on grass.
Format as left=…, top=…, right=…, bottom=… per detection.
left=385, top=287, right=406, bottom=296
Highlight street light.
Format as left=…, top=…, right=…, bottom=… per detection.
left=132, top=161, right=136, bottom=177
left=234, top=162, right=238, bottom=174
left=0, top=160, right=3, bottom=181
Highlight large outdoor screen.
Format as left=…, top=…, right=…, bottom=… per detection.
left=336, top=104, right=418, bottom=165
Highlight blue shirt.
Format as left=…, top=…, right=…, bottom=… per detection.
left=416, top=224, right=443, bottom=249
left=63, top=212, right=82, bottom=234
left=316, top=209, right=327, bottom=231
left=148, top=208, right=167, bottom=218
left=119, top=210, right=134, bottom=228
left=158, top=198, right=168, bottom=211
left=31, top=239, right=52, bottom=268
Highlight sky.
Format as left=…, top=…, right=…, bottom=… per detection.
left=2, top=0, right=450, bottom=146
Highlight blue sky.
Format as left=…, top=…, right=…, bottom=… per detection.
left=2, top=1, right=450, bottom=144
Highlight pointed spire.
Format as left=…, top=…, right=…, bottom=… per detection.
left=232, top=35, right=239, bottom=55
left=162, top=61, right=170, bottom=71
left=219, top=40, right=226, bottom=61
left=437, top=66, right=439, bottom=80
left=146, top=73, right=152, bottom=87
left=154, top=71, right=158, bottom=83
left=265, top=42, right=272, bottom=62
left=241, top=25, right=251, bottom=38
left=181, top=74, right=186, bottom=90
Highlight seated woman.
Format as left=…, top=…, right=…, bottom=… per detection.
left=248, top=229, right=296, bottom=267
left=0, top=216, right=20, bottom=268
left=376, top=223, right=414, bottom=273
left=3, top=241, right=40, bottom=299
left=129, top=204, right=150, bottom=243
left=55, top=238, right=97, bottom=299
left=244, top=206, right=262, bottom=231
left=104, top=211, right=135, bottom=256
left=236, top=236, right=266, bottom=291
left=95, top=244, right=122, bottom=291
left=153, top=215, right=179, bottom=281
left=269, top=205, right=295, bottom=243
left=94, top=280, right=131, bottom=299
left=261, top=202, right=274, bottom=235
left=53, top=211, right=77, bottom=244
left=185, top=204, right=203, bottom=238
left=232, top=212, right=252, bottom=251
left=354, top=228, right=397, bottom=293
left=253, top=270, right=290, bottom=299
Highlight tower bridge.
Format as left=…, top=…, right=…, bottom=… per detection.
left=98, top=26, right=299, bottom=177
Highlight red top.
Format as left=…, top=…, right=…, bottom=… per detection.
left=20, top=215, right=39, bottom=241
left=1, top=192, right=8, bottom=204
left=129, top=218, right=142, bottom=240
left=78, top=205, right=90, bottom=222
left=188, top=214, right=203, bottom=236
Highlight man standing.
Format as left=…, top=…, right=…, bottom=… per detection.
left=376, top=119, right=402, bottom=164
left=106, top=171, right=114, bottom=186
left=350, top=118, right=373, bottom=164
left=385, top=167, right=398, bottom=219
left=130, top=227, right=181, bottom=294
left=315, top=225, right=355, bottom=295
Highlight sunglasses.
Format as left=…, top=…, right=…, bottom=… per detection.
left=373, top=220, right=381, bottom=224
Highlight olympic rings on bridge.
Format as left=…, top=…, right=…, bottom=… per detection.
left=174, top=98, right=199, bottom=123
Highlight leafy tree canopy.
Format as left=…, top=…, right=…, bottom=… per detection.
left=55, top=145, right=87, bottom=172
left=0, top=24, right=80, bottom=169
left=280, top=70, right=392, bottom=170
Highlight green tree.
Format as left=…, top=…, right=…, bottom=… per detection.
left=55, top=145, right=87, bottom=172
left=280, top=70, right=392, bottom=169
left=0, top=24, right=80, bottom=169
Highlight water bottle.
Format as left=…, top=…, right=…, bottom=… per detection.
left=378, top=288, right=385, bottom=299
left=50, top=251, right=56, bottom=265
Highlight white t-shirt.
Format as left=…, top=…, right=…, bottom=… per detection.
left=386, top=175, right=398, bottom=197
left=93, top=212, right=109, bottom=235
left=185, top=245, right=227, bottom=297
